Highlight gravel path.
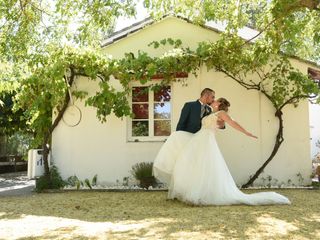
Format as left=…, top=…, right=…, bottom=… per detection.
left=0, top=171, right=35, bottom=196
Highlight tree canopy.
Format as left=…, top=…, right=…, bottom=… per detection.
left=0, top=0, right=135, bottom=61
left=0, top=0, right=136, bottom=137
left=2, top=0, right=319, bottom=63
left=145, top=0, right=320, bottom=63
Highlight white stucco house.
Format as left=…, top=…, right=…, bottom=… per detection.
left=310, top=96, right=320, bottom=159
left=52, top=16, right=320, bottom=186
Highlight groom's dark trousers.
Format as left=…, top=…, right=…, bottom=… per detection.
left=176, top=100, right=211, bottom=134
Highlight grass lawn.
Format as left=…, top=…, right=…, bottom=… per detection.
left=0, top=189, right=319, bottom=239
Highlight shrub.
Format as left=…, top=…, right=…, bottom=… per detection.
left=36, top=165, right=65, bottom=192
left=65, top=174, right=97, bottom=190
left=131, top=162, right=157, bottom=189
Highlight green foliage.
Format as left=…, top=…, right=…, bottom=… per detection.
left=131, top=162, right=154, bottom=180
left=132, top=122, right=149, bottom=137
left=92, top=174, right=98, bottom=186
left=35, top=176, right=51, bottom=193
left=66, top=175, right=79, bottom=186
left=131, top=162, right=157, bottom=188
left=0, top=0, right=136, bottom=157
left=14, top=46, right=129, bottom=147
left=145, top=1, right=320, bottom=63
left=0, top=0, right=135, bottom=60
left=65, top=174, right=98, bottom=190
left=5, top=132, right=32, bottom=157
left=197, top=36, right=320, bottom=108
left=312, top=181, right=320, bottom=189
left=296, top=172, right=304, bottom=185
left=86, top=82, right=132, bottom=122
left=84, top=179, right=92, bottom=189
left=0, top=78, right=28, bottom=136
left=123, top=176, right=129, bottom=186
left=35, top=165, right=65, bottom=192
left=148, top=38, right=182, bottom=49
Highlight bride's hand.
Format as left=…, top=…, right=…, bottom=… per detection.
left=246, top=132, right=258, bottom=139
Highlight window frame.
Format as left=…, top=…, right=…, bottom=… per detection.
left=127, top=82, right=172, bottom=142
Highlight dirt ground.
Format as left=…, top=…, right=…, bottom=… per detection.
left=0, top=189, right=319, bottom=239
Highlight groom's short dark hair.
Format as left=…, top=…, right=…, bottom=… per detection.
left=200, top=88, right=214, bottom=97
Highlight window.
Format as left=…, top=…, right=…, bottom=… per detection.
left=129, top=85, right=171, bottom=141
left=308, top=67, right=320, bottom=89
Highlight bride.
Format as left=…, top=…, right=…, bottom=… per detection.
left=153, top=98, right=290, bottom=205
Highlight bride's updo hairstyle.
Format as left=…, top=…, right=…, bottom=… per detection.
left=217, top=98, right=230, bottom=112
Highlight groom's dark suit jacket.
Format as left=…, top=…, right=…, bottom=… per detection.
left=176, top=100, right=211, bottom=134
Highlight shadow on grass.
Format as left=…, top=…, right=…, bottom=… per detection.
left=0, top=189, right=319, bottom=239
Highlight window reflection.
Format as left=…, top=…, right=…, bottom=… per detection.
left=154, top=103, right=170, bottom=119
left=154, top=120, right=171, bottom=136
left=154, top=86, right=171, bottom=102
left=132, top=104, right=148, bottom=119
left=132, top=121, right=149, bottom=136
left=132, top=87, right=148, bottom=102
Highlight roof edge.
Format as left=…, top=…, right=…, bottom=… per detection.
left=101, top=15, right=320, bottom=68
left=101, top=14, right=222, bottom=48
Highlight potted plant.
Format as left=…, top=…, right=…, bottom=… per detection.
left=131, top=162, right=157, bottom=189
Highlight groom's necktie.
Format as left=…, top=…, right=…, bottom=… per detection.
left=201, top=104, right=206, bottom=118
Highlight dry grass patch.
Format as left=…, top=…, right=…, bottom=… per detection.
left=0, top=189, right=319, bottom=239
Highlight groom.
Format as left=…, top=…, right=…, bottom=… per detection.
left=176, top=88, right=215, bottom=134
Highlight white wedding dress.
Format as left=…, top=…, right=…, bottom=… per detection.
left=153, top=111, right=290, bottom=205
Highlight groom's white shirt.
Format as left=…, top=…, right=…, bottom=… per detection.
left=199, top=100, right=213, bottom=111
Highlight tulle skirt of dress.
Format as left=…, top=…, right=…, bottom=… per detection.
left=153, top=131, right=193, bottom=185
left=153, top=130, right=291, bottom=206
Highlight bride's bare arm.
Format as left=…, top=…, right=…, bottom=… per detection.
left=217, top=111, right=258, bottom=138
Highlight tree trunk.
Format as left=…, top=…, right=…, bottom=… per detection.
left=42, top=143, right=50, bottom=176
left=242, top=109, right=284, bottom=188
left=42, top=73, right=74, bottom=176
left=0, top=134, right=7, bottom=157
